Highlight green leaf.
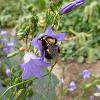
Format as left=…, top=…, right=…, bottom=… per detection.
left=31, top=74, right=59, bottom=100
left=87, top=48, right=95, bottom=63
left=7, top=50, right=20, bottom=58
left=84, top=83, right=92, bottom=89
left=77, top=56, right=84, bottom=63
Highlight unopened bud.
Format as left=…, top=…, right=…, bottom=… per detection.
left=19, top=47, right=26, bottom=51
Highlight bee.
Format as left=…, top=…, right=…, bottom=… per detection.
left=38, top=36, right=60, bottom=59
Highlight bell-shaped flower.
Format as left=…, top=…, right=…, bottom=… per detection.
left=3, top=41, right=15, bottom=54
left=68, top=81, right=76, bottom=92
left=21, top=52, right=51, bottom=80
left=5, top=68, right=11, bottom=77
left=81, top=69, right=91, bottom=80
left=60, top=0, right=85, bottom=14
left=32, top=26, right=65, bottom=58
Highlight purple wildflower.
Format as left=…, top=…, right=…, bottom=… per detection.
left=59, top=78, right=65, bottom=85
left=3, top=47, right=10, bottom=54
left=1, top=38, right=8, bottom=46
left=32, top=26, right=65, bottom=59
left=68, top=81, right=76, bottom=92
left=5, top=68, right=11, bottom=77
left=60, top=0, right=85, bottom=14
left=81, top=69, right=91, bottom=80
left=3, top=41, right=15, bottom=54
left=7, top=42, right=14, bottom=47
left=0, top=30, right=7, bottom=38
left=21, top=52, right=51, bottom=80
left=96, top=85, right=100, bottom=91
left=0, top=30, right=7, bottom=35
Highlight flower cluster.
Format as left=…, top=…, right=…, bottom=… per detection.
left=68, top=69, right=91, bottom=92
left=0, top=30, right=16, bottom=78
left=21, top=26, right=65, bottom=80
left=0, top=30, right=15, bottom=56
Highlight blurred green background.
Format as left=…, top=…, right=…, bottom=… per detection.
left=0, top=0, right=100, bottom=99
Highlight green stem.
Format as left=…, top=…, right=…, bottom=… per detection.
left=52, top=12, right=59, bottom=27
left=25, top=35, right=28, bottom=50
left=0, top=78, right=36, bottom=99
left=69, top=28, right=79, bottom=36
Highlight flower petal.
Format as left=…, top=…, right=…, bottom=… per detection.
left=60, top=0, right=85, bottom=14
left=60, top=3, right=75, bottom=14
left=32, top=38, right=43, bottom=54
left=44, top=26, right=54, bottom=36
left=32, top=37, right=39, bottom=47
left=53, top=33, right=65, bottom=41
left=38, top=59, right=51, bottom=68
left=20, top=63, right=25, bottom=69
left=22, top=64, right=31, bottom=80
left=68, top=81, right=76, bottom=92
left=75, top=0, right=85, bottom=6
left=29, top=59, right=44, bottom=78
left=23, top=52, right=39, bottom=63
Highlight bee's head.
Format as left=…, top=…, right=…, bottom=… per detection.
left=38, top=35, right=59, bottom=59
left=41, top=36, right=57, bottom=45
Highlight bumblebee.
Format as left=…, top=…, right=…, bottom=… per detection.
left=38, top=36, right=60, bottom=59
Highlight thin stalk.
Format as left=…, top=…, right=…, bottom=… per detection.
left=25, top=35, right=28, bottom=50
left=52, top=12, right=59, bottom=27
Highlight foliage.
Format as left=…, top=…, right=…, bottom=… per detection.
left=61, top=0, right=100, bottom=63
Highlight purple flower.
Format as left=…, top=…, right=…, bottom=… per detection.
left=0, top=30, right=7, bottom=38
left=21, top=52, right=51, bottom=80
left=5, top=68, right=11, bottom=77
left=0, top=30, right=7, bottom=35
left=59, top=78, right=65, bottom=85
left=81, top=69, right=91, bottom=80
left=7, top=42, right=14, bottom=47
left=1, top=38, right=8, bottom=46
left=60, top=0, right=85, bottom=14
left=3, top=47, right=10, bottom=54
left=32, top=26, right=65, bottom=59
left=68, top=81, right=76, bottom=92
left=3, top=41, right=15, bottom=54
left=96, top=85, right=100, bottom=91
